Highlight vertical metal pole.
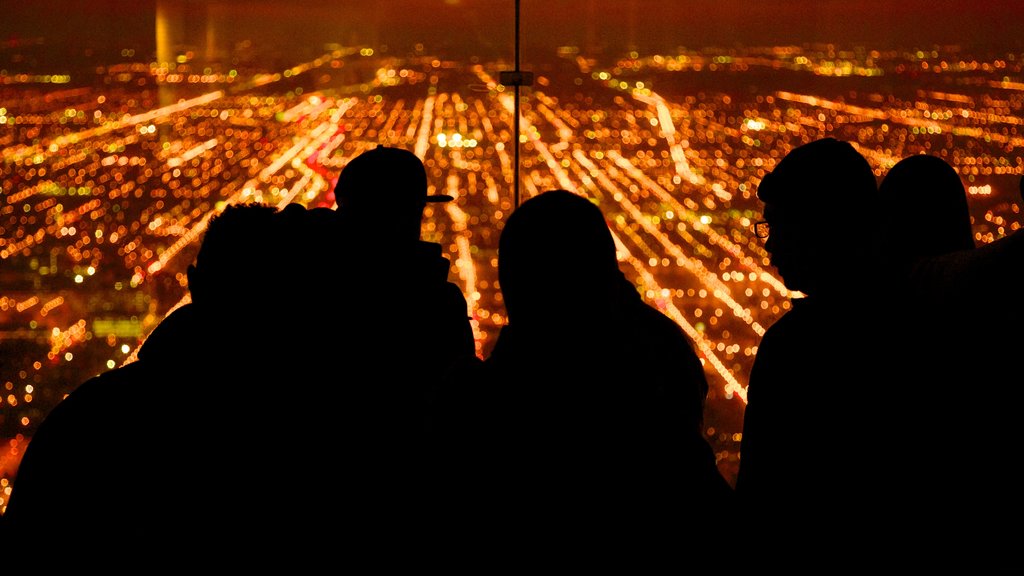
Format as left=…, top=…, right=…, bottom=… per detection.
left=513, top=0, right=521, bottom=208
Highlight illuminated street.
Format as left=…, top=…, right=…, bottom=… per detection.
left=2, top=28, right=1023, bottom=506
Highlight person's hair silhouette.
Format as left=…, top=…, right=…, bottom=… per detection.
left=755, top=137, right=881, bottom=296
left=880, top=153, right=975, bottom=272
left=497, top=188, right=623, bottom=325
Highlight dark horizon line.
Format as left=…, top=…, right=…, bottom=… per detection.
left=4, top=1, right=1024, bottom=58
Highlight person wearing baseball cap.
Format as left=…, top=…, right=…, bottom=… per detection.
left=328, top=145, right=475, bottom=527
left=333, top=145, right=453, bottom=243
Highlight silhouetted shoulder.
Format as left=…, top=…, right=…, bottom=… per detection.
left=2, top=361, right=150, bottom=534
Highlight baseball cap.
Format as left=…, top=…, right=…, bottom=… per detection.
left=334, top=146, right=454, bottom=211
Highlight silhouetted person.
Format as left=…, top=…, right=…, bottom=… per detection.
left=881, top=156, right=1023, bottom=368
left=328, top=145, right=475, bottom=524
left=2, top=202, right=338, bottom=554
left=887, top=160, right=1024, bottom=321
left=879, top=155, right=1022, bottom=533
left=438, top=189, right=732, bottom=537
left=736, top=138, right=897, bottom=531
left=875, top=154, right=979, bottom=524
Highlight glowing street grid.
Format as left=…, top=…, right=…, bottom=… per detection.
left=2, top=44, right=1023, bottom=500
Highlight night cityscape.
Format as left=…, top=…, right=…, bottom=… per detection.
left=2, top=1, right=1023, bottom=514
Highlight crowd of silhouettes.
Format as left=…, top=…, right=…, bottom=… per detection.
left=2, top=137, right=1022, bottom=553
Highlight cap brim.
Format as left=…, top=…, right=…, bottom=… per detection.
left=426, top=194, right=455, bottom=203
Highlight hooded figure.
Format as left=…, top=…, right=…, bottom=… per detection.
left=437, top=189, right=733, bottom=537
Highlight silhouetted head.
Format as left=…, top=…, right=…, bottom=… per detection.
left=333, top=146, right=452, bottom=242
left=498, top=190, right=621, bottom=325
left=187, top=202, right=338, bottom=337
left=187, top=202, right=281, bottom=312
left=879, top=154, right=974, bottom=266
left=756, top=138, right=880, bottom=296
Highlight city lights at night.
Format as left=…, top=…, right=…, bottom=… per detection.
left=1, top=1, right=1023, bottom=516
